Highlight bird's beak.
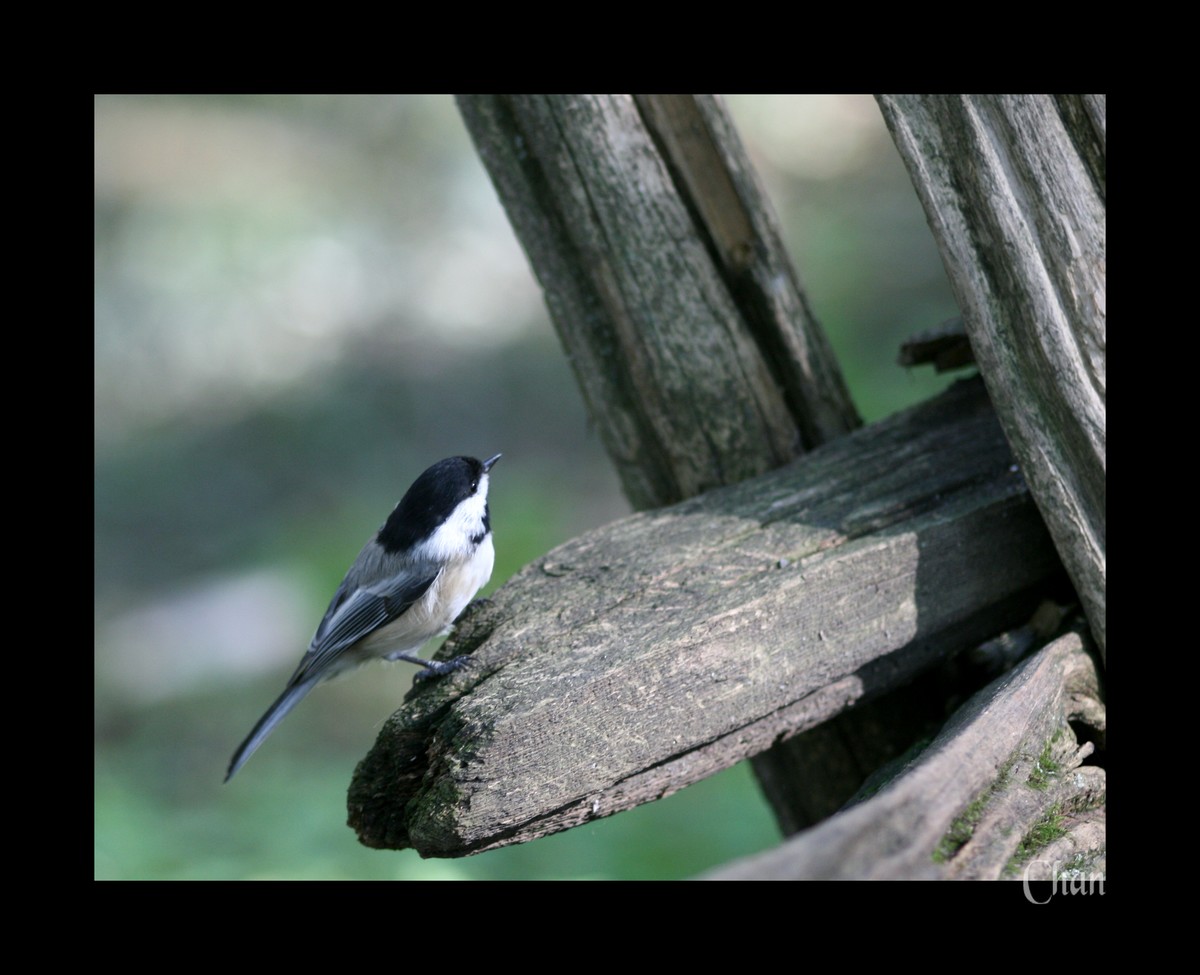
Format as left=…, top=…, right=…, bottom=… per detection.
left=482, top=453, right=502, bottom=472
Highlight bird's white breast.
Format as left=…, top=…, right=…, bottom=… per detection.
left=357, top=529, right=494, bottom=660
left=434, top=532, right=494, bottom=625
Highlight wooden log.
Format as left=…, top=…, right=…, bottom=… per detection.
left=348, top=378, right=1065, bottom=855
left=703, top=627, right=1104, bottom=879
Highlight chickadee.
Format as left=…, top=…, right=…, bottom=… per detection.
left=225, top=453, right=501, bottom=782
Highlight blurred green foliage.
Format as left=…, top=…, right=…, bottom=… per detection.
left=96, top=682, right=779, bottom=879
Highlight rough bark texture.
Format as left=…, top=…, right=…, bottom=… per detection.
left=703, top=628, right=1104, bottom=879
left=877, top=95, right=1106, bottom=660
left=456, top=94, right=859, bottom=513
left=631, top=95, right=860, bottom=449
left=348, top=379, right=1065, bottom=856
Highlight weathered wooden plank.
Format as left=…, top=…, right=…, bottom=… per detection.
left=349, top=379, right=1065, bottom=855
left=877, top=95, right=1106, bottom=660
left=703, top=628, right=1104, bottom=879
left=632, top=94, right=860, bottom=448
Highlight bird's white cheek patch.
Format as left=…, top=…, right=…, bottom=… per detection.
left=417, top=476, right=490, bottom=564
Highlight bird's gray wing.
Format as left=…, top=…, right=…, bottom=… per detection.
left=289, top=565, right=439, bottom=685
left=226, top=560, right=437, bottom=782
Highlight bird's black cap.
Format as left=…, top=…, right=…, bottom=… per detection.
left=377, top=455, right=500, bottom=553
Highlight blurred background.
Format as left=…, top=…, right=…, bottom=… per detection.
left=94, top=94, right=959, bottom=880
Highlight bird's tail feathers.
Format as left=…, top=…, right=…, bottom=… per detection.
left=224, top=674, right=323, bottom=782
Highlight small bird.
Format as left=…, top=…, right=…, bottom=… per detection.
left=225, top=453, right=501, bottom=782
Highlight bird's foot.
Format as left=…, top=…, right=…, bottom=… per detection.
left=413, top=655, right=472, bottom=683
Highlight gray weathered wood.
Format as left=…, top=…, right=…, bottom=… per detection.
left=456, top=94, right=859, bottom=512
left=877, top=95, right=1106, bottom=660
left=631, top=94, right=861, bottom=448
left=348, top=379, right=1064, bottom=855
left=633, top=94, right=877, bottom=834
left=702, top=627, right=1105, bottom=880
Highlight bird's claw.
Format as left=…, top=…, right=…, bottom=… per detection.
left=413, top=655, right=472, bottom=683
